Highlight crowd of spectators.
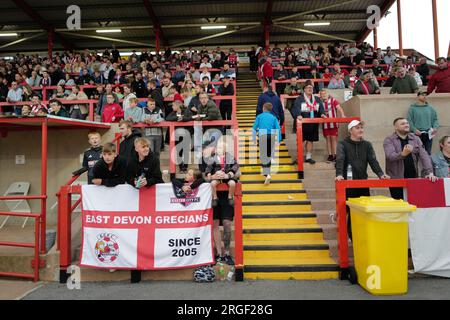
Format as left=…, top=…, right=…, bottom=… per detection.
left=0, top=46, right=238, bottom=120
left=253, top=42, right=449, bottom=96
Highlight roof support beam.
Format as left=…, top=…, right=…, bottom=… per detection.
left=59, top=32, right=155, bottom=48
left=171, top=25, right=259, bottom=48
left=0, top=32, right=45, bottom=50
left=263, top=0, right=274, bottom=51
left=10, top=0, right=73, bottom=50
left=397, top=0, right=403, bottom=56
left=4, top=19, right=368, bottom=34
left=273, top=0, right=361, bottom=23
left=142, top=0, right=167, bottom=48
left=274, top=24, right=354, bottom=42
left=431, top=0, right=439, bottom=61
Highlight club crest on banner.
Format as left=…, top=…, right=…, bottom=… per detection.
left=170, top=188, right=201, bottom=207
left=95, top=233, right=119, bottom=263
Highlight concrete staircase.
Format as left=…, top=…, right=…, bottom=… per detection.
left=236, top=73, right=339, bottom=280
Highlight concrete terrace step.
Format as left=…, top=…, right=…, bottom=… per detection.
left=243, top=193, right=307, bottom=202
left=243, top=216, right=317, bottom=226
left=244, top=247, right=331, bottom=260
left=240, top=173, right=299, bottom=181
left=243, top=258, right=339, bottom=280
left=243, top=224, right=322, bottom=233
left=310, top=199, right=336, bottom=211
left=240, top=163, right=295, bottom=170
left=241, top=182, right=304, bottom=191
left=242, top=189, right=305, bottom=194
left=306, top=188, right=336, bottom=199
left=243, top=257, right=338, bottom=268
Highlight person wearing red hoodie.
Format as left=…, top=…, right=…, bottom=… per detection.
left=102, top=93, right=124, bottom=123
left=427, top=57, right=450, bottom=94
left=261, top=57, right=274, bottom=89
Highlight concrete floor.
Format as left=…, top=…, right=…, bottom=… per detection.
left=18, top=277, right=450, bottom=300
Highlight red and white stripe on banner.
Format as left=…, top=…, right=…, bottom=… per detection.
left=80, top=184, right=214, bottom=270
left=407, top=178, right=450, bottom=278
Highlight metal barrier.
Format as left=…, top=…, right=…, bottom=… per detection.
left=296, top=117, right=359, bottom=179
left=0, top=120, right=48, bottom=282
left=24, top=80, right=236, bottom=102
left=335, top=178, right=409, bottom=280
left=0, top=95, right=237, bottom=125
left=271, top=77, right=389, bottom=93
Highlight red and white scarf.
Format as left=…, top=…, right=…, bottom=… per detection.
left=304, top=93, right=318, bottom=116
left=359, top=80, right=371, bottom=95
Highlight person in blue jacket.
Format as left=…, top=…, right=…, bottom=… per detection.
left=252, top=102, right=282, bottom=185
left=256, top=86, right=284, bottom=126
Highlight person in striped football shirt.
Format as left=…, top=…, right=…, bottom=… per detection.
left=319, top=89, right=346, bottom=162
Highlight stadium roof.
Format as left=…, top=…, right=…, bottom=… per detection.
left=0, top=0, right=396, bottom=53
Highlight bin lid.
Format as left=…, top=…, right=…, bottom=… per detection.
left=346, top=196, right=416, bottom=213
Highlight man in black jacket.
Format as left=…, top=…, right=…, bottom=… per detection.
left=166, top=101, right=193, bottom=173
left=131, top=73, right=147, bottom=98
left=218, top=76, right=234, bottom=124
left=128, top=137, right=163, bottom=188
left=92, top=143, right=127, bottom=187
left=148, top=80, right=164, bottom=110
left=119, top=120, right=142, bottom=181
left=335, top=120, right=390, bottom=239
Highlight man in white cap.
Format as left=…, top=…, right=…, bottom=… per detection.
left=336, top=120, right=389, bottom=239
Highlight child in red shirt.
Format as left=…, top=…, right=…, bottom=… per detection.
left=319, top=89, right=345, bottom=162
left=101, top=93, right=124, bottom=123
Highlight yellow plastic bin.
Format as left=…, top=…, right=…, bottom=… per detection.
left=346, top=196, right=416, bottom=295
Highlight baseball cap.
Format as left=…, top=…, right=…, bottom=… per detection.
left=417, top=91, right=428, bottom=96
left=348, top=120, right=363, bottom=131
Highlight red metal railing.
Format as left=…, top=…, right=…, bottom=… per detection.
left=21, top=80, right=236, bottom=102
left=0, top=86, right=237, bottom=124
left=296, top=117, right=359, bottom=178
left=335, top=178, right=409, bottom=280
left=269, top=63, right=416, bottom=72
left=271, top=77, right=389, bottom=93
left=0, top=100, right=97, bottom=122
left=0, top=118, right=48, bottom=281
left=0, top=209, right=41, bottom=281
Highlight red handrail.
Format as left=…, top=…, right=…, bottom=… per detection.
left=271, top=78, right=390, bottom=93
left=296, top=117, right=359, bottom=178
left=0, top=95, right=237, bottom=124
left=0, top=212, right=41, bottom=281
left=0, top=120, right=48, bottom=282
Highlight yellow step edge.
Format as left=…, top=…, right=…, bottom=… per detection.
left=243, top=211, right=313, bottom=217
left=244, top=256, right=338, bottom=266
left=243, top=205, right=312, bottom=213
left=244, top=272, right=338, bottom=280
left=240, top=173, right=298, bottom=181
left=244, top=223, right=320, bottom=230
left=243, top=239, right=327, bottom=246
left=243, top=193, right=307, bottom=201
left=244, top=250, right=330, bottom=260
left=243, top=217, right=317, bottom=226
left=242, top=184, right=304, bottom=191
left=240, top=164, right=296, bottom=172
left=243, top=233, right=323, bottom=241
